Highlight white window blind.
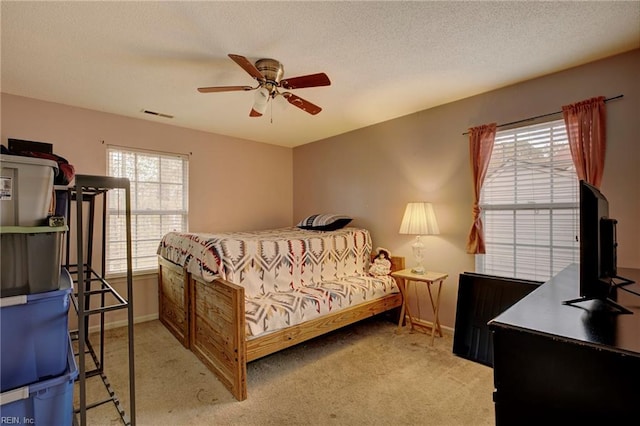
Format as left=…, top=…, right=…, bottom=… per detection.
left=106, top=146, right=188, bottom=274
left=475, top=119, right=579, bottom=281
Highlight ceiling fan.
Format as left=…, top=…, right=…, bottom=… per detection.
left=198, top=54, right=331, bottom=117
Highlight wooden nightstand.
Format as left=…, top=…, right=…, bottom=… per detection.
left=391, top=269, right=448, bottom=345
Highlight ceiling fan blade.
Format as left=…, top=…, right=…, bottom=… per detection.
left=197, top=85, right=254, bottom=93
left=282, top=92, right=322, bottom=115
left=228, top=54, right=265, bottom=81
left=280, top=73, right=331, bottom=90
left=249, top=108, right=263, bottom=117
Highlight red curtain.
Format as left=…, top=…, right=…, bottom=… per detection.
left=466, top=123, right=496, bottom=254
left=562, top=96, right=607, bottom=188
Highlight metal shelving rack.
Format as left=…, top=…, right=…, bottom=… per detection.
left=64, top=174, right=135, bottom=426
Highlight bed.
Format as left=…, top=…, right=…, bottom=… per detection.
left=157, top=225, right=404, bottom=400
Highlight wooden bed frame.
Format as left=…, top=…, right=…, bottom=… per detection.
left=158, top=255, right=405, bottom=401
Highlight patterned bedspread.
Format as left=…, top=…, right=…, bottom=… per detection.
left=157, top=226, right=399, bottom=339
left=245, top=274, right=398, bottom=338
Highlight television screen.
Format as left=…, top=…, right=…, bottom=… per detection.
left=563, top=180, right=634, bottom=314
left=579, top=180, right=611, bottom=300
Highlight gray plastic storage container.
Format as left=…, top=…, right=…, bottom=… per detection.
left=0, top=154, right=58, bottom=226
left=0, top=225, right=67, bottom=297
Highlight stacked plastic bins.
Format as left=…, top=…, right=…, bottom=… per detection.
left=0, top=154, right=77, bottom=425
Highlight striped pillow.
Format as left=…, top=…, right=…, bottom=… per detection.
left=297, top=214, right=352, bottom=231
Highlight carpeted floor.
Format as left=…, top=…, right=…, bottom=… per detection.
left=74, top=318, right=494, bottom=425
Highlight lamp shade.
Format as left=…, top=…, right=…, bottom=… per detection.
left=399, top=202, right=440, bottom=235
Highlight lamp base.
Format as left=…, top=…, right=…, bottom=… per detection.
left=410, top=265, right=425, bottom=274
left=411, top=236, right=426, bottom=275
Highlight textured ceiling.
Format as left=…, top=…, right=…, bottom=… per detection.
left=2, top=1, right=639, bottom=147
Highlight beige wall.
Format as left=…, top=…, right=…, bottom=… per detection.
left=1, top=94, right=293, bottom=326
left=2, top=49, right=638, bottom=331
left=293, top=49, right=640, bottom=329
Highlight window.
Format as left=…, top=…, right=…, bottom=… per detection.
left=106, top=146, right=188, bottom=274
left=475, top=119, right=579, bottom=281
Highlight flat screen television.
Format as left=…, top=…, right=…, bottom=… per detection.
left=563, top=180, right=634, bottom=314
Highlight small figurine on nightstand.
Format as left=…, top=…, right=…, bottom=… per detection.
left=369, top=247, right=392, bottom=276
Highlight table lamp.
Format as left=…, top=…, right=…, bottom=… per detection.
left=399, top=202, right=440, bottom=274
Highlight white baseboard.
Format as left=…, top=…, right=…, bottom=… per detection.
left=409, top=317, right=454, bottom=336
left=86, top=313, right=158, bottom=333
left=88, top=314, right=453, bottom=336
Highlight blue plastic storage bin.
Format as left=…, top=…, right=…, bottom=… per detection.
left=0, top=268, right=72, bottom=392
left=0, top=336, right=77, bottom=426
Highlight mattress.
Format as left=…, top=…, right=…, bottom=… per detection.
left=245, top=274, right=398, bottom=339
left=158, top=226, right=399, bottom=339
left=158, top=227, right=373, bottom=295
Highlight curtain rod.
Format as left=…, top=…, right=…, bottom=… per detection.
left=462, top=94, right=624, bottom=136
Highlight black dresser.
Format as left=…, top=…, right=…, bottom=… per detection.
left=489, top=264, right=640, bottom=424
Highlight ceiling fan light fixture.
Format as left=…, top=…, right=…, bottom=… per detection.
left=251, top=86, right=270, bottom=116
